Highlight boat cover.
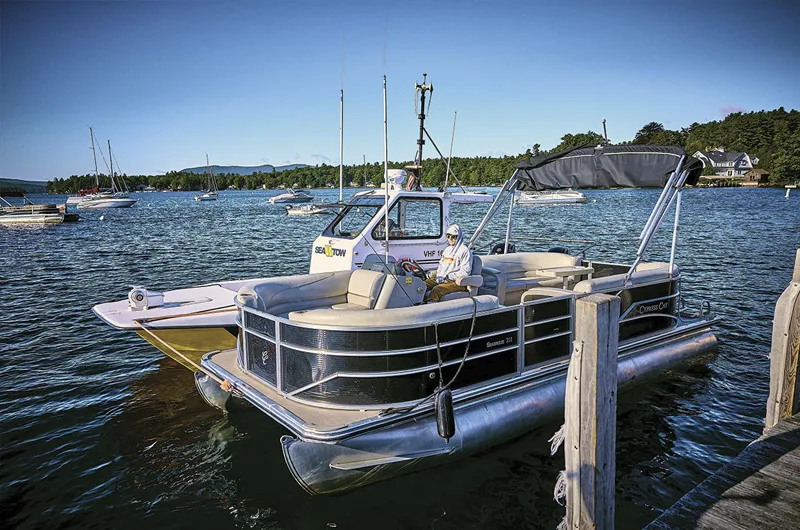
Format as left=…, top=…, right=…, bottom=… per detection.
left=514, top=145, right=703, bottom=190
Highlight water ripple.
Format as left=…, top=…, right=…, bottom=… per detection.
left=1, top=188, right=799, bottom=529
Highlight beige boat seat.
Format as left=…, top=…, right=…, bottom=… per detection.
left=573, top=262, right=679, bottom=294
left=439, top=255, right=485, bottom=302
left=289, top=295, right=500, bottom=327
left=480, top=252, right=582, bottom=305
left=235, top=268, right=425, bottom=318
left=236, top=271, right=352, bottom=316
left=331, top=269, right=386, bottom=310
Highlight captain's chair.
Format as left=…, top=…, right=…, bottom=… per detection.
left=439, top=255, right=484, bottom=302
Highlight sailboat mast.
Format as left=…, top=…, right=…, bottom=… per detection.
left=444, top=111, right=457, bottom=191
left=339, top=89, right=344, bottom=203
left=108, top=140, right=115, bottom=192
left=206, top=153, right=211, bottom=191
left=89, top=127, right=99, bottom=188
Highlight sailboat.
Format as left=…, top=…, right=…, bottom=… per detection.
left=195, top=154, right=219, bottom=201
left=71, top=129, right=137, bottom=209
left=285, top=90, right=347, bottom=216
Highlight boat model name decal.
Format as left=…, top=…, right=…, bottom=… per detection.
left=315, top=245, right=347, bottom=258
left=486, top=336, right=514, bottom=349
left=637, top=300, right=670, bottom=315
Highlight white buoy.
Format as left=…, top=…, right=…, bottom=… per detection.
left=100, top=215, right=105, bottom=221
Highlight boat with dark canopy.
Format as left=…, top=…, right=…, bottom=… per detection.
left=91, top=75, right=716, bottom=494
left=190, top=140, right=717, bottom=495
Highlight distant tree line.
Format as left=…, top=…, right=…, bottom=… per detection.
left=45, top=107, right=800, bottom=193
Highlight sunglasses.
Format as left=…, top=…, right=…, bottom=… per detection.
left=446, top=234, right=457, bottom=239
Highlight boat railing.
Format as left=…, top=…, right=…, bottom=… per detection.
left=236, top=293, right=576, bottom=410
left=478, top=237, right=596, bottom=258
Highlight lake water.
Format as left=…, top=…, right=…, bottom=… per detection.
left=1, top=187, right=799, bottom=529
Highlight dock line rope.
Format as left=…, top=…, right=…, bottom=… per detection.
left=136, top=305, right=237, bottom=324
left=133, top=319, right=238, bottom=395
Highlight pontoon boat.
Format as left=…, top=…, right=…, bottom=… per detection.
left=0, top=192, right=79, bottom=224
left=187, top=144, right=716, bottom=494
left=92, top=79, right=717, bottom=496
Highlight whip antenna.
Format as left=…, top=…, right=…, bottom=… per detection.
left=383, top=75, right=389, bottom=261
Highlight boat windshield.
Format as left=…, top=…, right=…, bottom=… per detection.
left=322, top=196, right=384, bottom=239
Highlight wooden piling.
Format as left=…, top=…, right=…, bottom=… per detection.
left=564, top=293, right=620, bottom=530
left=765, top=249, right=800, bottom=431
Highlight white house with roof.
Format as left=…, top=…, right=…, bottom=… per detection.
left=692, top=147, right=759, bottom=177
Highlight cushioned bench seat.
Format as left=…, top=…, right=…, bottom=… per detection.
left=236, top=268, right=426, bottom=318
left=573, top=262, right=678, bottom=293
left=288, top=295, right=500, bottom=327
left=479, top=252, right=583, bottom=305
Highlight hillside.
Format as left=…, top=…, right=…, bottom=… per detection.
left=179, top=163, right=310, bottom=175
left=0, top=178, right=48, bottom=193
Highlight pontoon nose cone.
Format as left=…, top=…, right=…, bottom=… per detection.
left=194, top=372, right=231, bottom=411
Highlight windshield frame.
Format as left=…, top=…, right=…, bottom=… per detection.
left=322, top=196, right=385, bottom=240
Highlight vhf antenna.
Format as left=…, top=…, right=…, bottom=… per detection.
left=602, top=118, right=609, bottom=145
left=414, top=73, right=433, bottom=179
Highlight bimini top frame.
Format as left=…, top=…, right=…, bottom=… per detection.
left=468, top=144, right=703, bottom=279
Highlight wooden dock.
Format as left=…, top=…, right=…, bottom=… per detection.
left=646, top=415, right=800, bottom=528
left=647, top=248, right=800, bottom=529
left=554, top=249, right=800, bottom=529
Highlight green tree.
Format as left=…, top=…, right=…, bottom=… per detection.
left=633, top=122, right=666, bottom=144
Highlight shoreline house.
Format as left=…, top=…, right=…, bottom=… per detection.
left=692, top=147, right=759, bottom=178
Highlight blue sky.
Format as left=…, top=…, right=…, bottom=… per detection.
left=1, top=0, right=799, bottom=181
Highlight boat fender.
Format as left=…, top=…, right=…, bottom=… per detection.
left=435, top=388, right=456, bottom=443
left=548, top=247, right=570, bottom=255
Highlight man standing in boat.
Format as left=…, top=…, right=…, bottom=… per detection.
left=424, top=224, right=472, bottom=302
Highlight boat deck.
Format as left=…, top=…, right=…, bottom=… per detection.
left=646, top=414, right=800, bottom=529
left=207, top=348, right=381, bottom=431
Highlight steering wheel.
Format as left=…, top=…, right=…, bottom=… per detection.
left=396, top=258, right=427, bottom=281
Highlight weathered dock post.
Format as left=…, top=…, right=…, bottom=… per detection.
left=765, top=248, right=800, bottom=431
left=563, top=293, right=620, bottom=529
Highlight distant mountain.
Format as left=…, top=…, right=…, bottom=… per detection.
left=179, top=163, right=310, bottom=175
left=0, top=178, right=48, bottom=193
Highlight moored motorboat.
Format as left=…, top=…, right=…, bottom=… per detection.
left=268, top=189, right=313, bottom=204
left=285, top=203, right=337, bottom=215
left=91, top=179, right=493, bottom=367
left=515, top=188, right=588, bottom=205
